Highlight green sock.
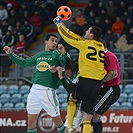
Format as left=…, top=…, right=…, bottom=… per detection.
left=57, top=123, right=65, bottom=133
left=27, top=128, right=37, bottom=133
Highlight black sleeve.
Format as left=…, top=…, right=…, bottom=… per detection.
left=61, top=78, right=76, bottom=94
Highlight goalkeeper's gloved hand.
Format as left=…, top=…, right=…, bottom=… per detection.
left=53, top=16, right=63, bottom=26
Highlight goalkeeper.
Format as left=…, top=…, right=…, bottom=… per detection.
left=53, top=16, right=106, bottom=133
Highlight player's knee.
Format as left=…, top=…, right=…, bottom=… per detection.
left=93, top=113, right=101, bottom=120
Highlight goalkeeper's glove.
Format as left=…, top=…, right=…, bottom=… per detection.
left=53, top=16, right=63, bottom=26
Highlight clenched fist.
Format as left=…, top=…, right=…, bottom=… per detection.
left=57, top=44, right=66, bottom=55
left=3, top=46, right=11, bottom=54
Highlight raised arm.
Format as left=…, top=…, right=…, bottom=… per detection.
left=53, top=16, right=86, bottom=49
left=3, top=46, right=36, bottom=67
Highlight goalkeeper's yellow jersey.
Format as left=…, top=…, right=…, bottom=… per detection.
left=58, top=25, right=106, bottom=80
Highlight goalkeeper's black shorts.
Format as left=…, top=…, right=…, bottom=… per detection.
left=72, top=77, right=102, bottom=114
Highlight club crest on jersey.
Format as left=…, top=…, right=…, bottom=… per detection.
left=36, top=61, right=50, bottom=72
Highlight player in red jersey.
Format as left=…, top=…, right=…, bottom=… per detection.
left=92, top=39, right=121, bottom=133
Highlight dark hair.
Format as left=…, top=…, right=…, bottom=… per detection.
left=90, top=26, right=102, bottom=41
left=65, top=60, right=78, bottom=73
left=45, top=34, right=58, bottom=41
left=98, top=38, right=107, bottom=48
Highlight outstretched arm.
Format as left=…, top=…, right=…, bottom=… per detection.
left=3, top=46, right=36, bottom=67
left=53, top=16, right=86, bottom=49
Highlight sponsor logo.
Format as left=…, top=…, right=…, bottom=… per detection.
left=36, top=61, right=50, bottom=72
left=102, top=126, right=119, bottom=132
left=38, top=112, right=55, bottom=132
left=101, top=113, right=133, bottom=123
left=0, top=118, right=26, bottom=127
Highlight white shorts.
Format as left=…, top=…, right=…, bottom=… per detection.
left=64, top=102, right=83, bottom=129
left=27, top=84, right=60, bottom=117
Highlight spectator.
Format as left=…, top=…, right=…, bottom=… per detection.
left=102, top=17, right=112, bottom=35
left=127, top=50, right=133, bottom=82
left=20, top=10, right=30, bottom=24
left=98, top=9, right=108, bottom=23
left=0, top=19, right=12, bottom=36
left=19, top=0, right=35, bottom=15
left=75, top=8, right=85, bottom=26
left=14, top=34, right=26, bottom=54
left=104, top=29, right=118, bottom=51
left=21, top=20, right=33, bottom=49
left=112, top=16, right=124, bottom=37
left=123, top=18, right=132, bottom=34
left=30, top=10, right=43, bottom=39
left=45, top=0, right=56, bottom=23
left=2, top=30, right=14, bottom=48
left=127, top=27, right=133, bottom=44
left=38, top=1, right=50, bottom=26
left=6, top=0, right=18, bottom=11
left=86, top=11, right=96, bottom=26
left=14, top=34, right=26, bottom=77
left=96, top=1, right=107, bottom=16
left=94, top=17, right=102, bottom=29
left=1, top=30, right=14, bottom=77
left=105, top=0, right=117, bottom=22
left=15, top=20, right=22, bottom=33
left=8, top=9, right=19, bottom=27
left=0, top=2, right=8, bottom=24
left=12, top=20, right=22, bottom=44
left=19, top=2, right=29, bottom=19
left=117, top=1, right=128, bottom=17
left=6, top=3, right=13, bottom=14
left=89, top=0, right=100, bottom=8
left=128, top=1, right=133, bottom=17
left=84, top=1, right=95, bottom=16
left=121, top=11, right=130, bottom=23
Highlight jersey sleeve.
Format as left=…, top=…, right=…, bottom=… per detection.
left=57, top=25, right=86, bottom=49
left=61, top=78, right=76, bottom=94
left=8, top=53, right=36, bottom=67
left=105, top=55, right=117, bottom=71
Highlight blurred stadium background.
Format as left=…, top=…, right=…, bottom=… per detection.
left=0, top=0, right=133, bottom=133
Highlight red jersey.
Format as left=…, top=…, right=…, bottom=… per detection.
left=14, top=42, right=26, bottom=54
left=102, top=50, right=120, bottom=86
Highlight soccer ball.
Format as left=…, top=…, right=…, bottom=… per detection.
left=57, top=6, right=72, bottom=21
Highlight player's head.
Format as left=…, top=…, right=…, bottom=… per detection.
left=84, top=26, right=102, bottom=41
left=45, top=34, right=58, bottom=51
left=65, top=60, right=78, bottom=77
left=98, top=38, right=107, bottom=50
